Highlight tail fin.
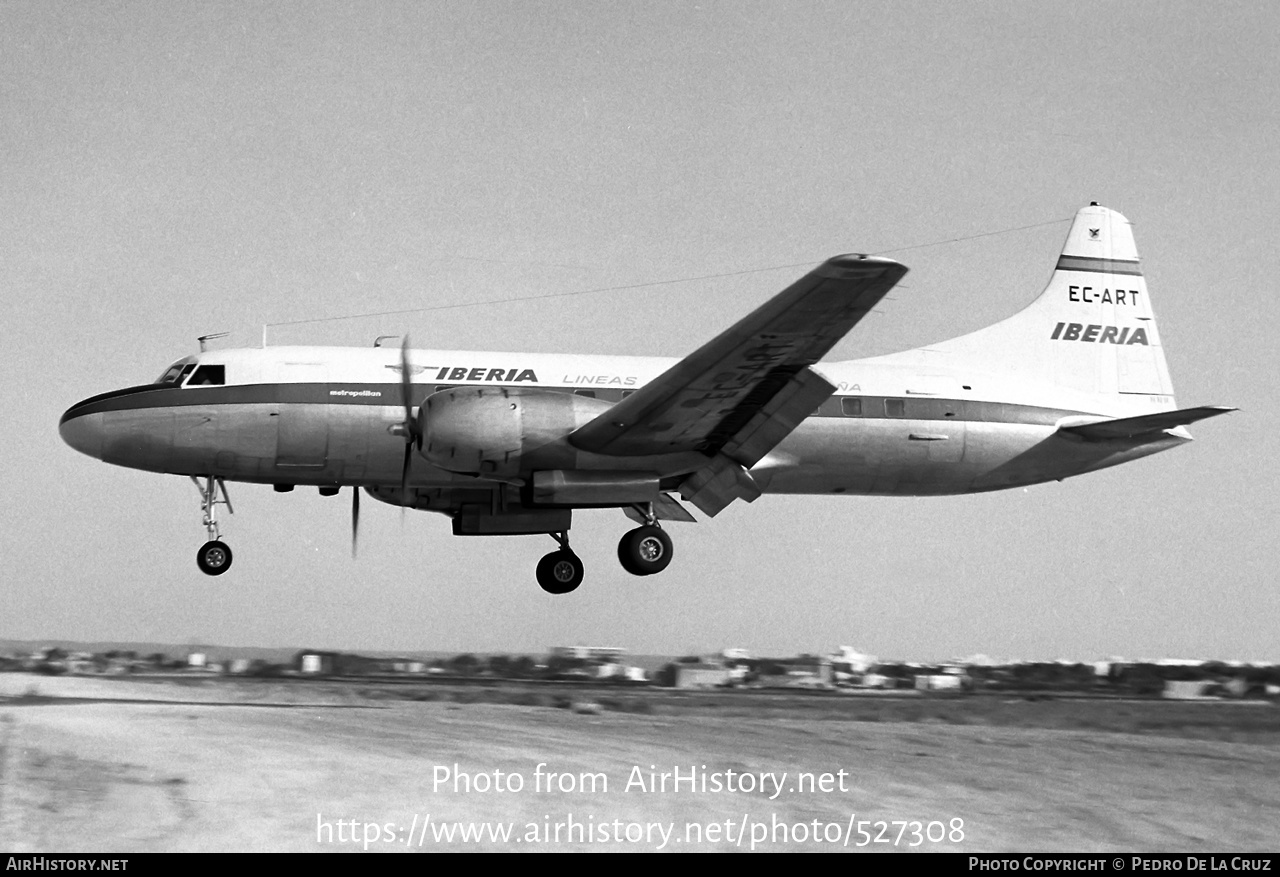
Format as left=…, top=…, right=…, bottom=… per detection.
left=923, top=204, right=1175, bottom=400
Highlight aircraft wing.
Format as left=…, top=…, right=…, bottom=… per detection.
left=569, top=254, right=907, bottom=514
left=1058, top=405, right=1236, bottom=440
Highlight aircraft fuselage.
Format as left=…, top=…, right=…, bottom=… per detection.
left=59, top=345, right=1183, bottom=505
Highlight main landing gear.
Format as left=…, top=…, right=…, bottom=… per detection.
left=535, top=506, right=675, bottom=595
left=617, top=524, right=673, bottom=577
left=616, top=502, right=673, bottom=578
left=192, top=475, right=234, bottom=576
left=536, top=532, right=584, bottom=595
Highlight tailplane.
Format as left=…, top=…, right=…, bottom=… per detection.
left=1058, top=405, right=1235, bottom=441
left=919, top=203, right=1175, bottom=400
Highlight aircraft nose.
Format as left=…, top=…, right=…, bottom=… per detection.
left=59, top=408, right=104, bottom=460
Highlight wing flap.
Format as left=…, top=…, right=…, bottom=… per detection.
left=1058, top=405, right=1235, bottom=440
left=719, top=366, right=835, bottom=467
left=678, top=454, right=763, bottom=517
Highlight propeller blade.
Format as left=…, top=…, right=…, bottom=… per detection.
left=351, top=486, right=360, bottom=558
left=399, top=334, right=416, bottom=440
left=397, top=334, right=419, bottom=523
left=400, top=441, right=413, bottom=509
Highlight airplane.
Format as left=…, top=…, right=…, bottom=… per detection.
left=59, top=203, right=1232, bottom=594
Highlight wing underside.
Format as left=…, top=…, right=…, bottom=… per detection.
left=569, top=254, right=908, bottom=515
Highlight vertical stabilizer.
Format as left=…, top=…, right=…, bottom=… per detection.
left=924, top=204, right=1175, bottom=400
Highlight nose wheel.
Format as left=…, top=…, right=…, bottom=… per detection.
left=536, top=532, right=583, bottom=594
left=197, top=540, right=233, bottom=576
left=191, top=475, right=234, bottom=576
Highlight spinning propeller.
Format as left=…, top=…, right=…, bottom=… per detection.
left=396, top=335, right=421, bottom=506
left=351, top=335, right=421, bottom=558
left=351, top=484, right=360, bottom=558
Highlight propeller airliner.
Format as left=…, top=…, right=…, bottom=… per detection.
left=60, top=204, right=1232, bottom=593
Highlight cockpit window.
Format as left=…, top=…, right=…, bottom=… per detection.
left=156, top=362, right=196, bottom=385
left=187, top=365, right=226, bottom=386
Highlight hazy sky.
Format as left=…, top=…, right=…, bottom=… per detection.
left=3, top=2, right=1276, bottom=661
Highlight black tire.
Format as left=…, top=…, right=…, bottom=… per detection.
left=197, top=540, right=233, bottom=576
left=617, top=526, right=673, bottom=576
left=536, top=550, right=584, bottom=594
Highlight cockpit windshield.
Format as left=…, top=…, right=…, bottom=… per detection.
left=155, top=358, right=197, bottom=385
left=187, top=364, right=226, bottom=386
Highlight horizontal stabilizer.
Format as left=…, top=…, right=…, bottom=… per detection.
left=1058, top=406, right=1235, bottom=440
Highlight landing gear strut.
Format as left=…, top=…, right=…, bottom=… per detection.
left=536, top=531, right=584, bottom=595
left=530, top=505, right=678, bottom=593
left=192, top=475, right=234, bottom=576
left=618, top=505, right=673, bottom=576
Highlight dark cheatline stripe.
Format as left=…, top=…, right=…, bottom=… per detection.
left=1055, top=255, right=1143, bottom=276
left=61, top=381, right=1095, bottom=428
left=59, top=384, right=171, bottom=424
left=60, top=382, right=574, bottom=420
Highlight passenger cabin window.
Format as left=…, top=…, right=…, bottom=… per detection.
left=885, top=398, right=905, bottom=417
left=573, top=390, right=596, bottom=398
left=621, top=390, right=634, bottom=398
left=841, top=398, right=862, bottom=416
left=187, top=365, right=226, bottom=386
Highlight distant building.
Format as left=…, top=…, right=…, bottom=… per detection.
left=756, top=655, right=834, bottom=689
left=1163, top=680, right=1214, bottom=699
left=297, top=651, right=338, bottom=675
left=830, top=646, right=877, bottom=674
left=65, top=651, right=98, bottom=674
left=391, top=660, right=427, bottom=675
left=550, top=646, right=626, bottom=662
left=915, top=671, right=973, bottom=692
left=675, top=663, right=732, bottom=689
left=1220, top=678, right=1249, bottom=698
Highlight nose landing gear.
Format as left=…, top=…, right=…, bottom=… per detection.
left=197, top=539, right=233, bottom=576
left=192, top=475, right=234, bottom=576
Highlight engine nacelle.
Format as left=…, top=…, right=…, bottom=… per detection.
left=419, top=387, right=612, bottom=479
left=530, top=470, right=660, bottom=506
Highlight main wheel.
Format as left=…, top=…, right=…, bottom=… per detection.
left=536, top=550, right=584, bottom=594
left=197, top=540, right=233, bottom=576
left=617, top=525, right=673, bottom=576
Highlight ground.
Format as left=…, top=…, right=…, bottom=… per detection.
left=1, top=674, right=1276, bottom=852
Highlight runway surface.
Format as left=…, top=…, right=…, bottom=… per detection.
left=1, top=674, right=1276, bottom=852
